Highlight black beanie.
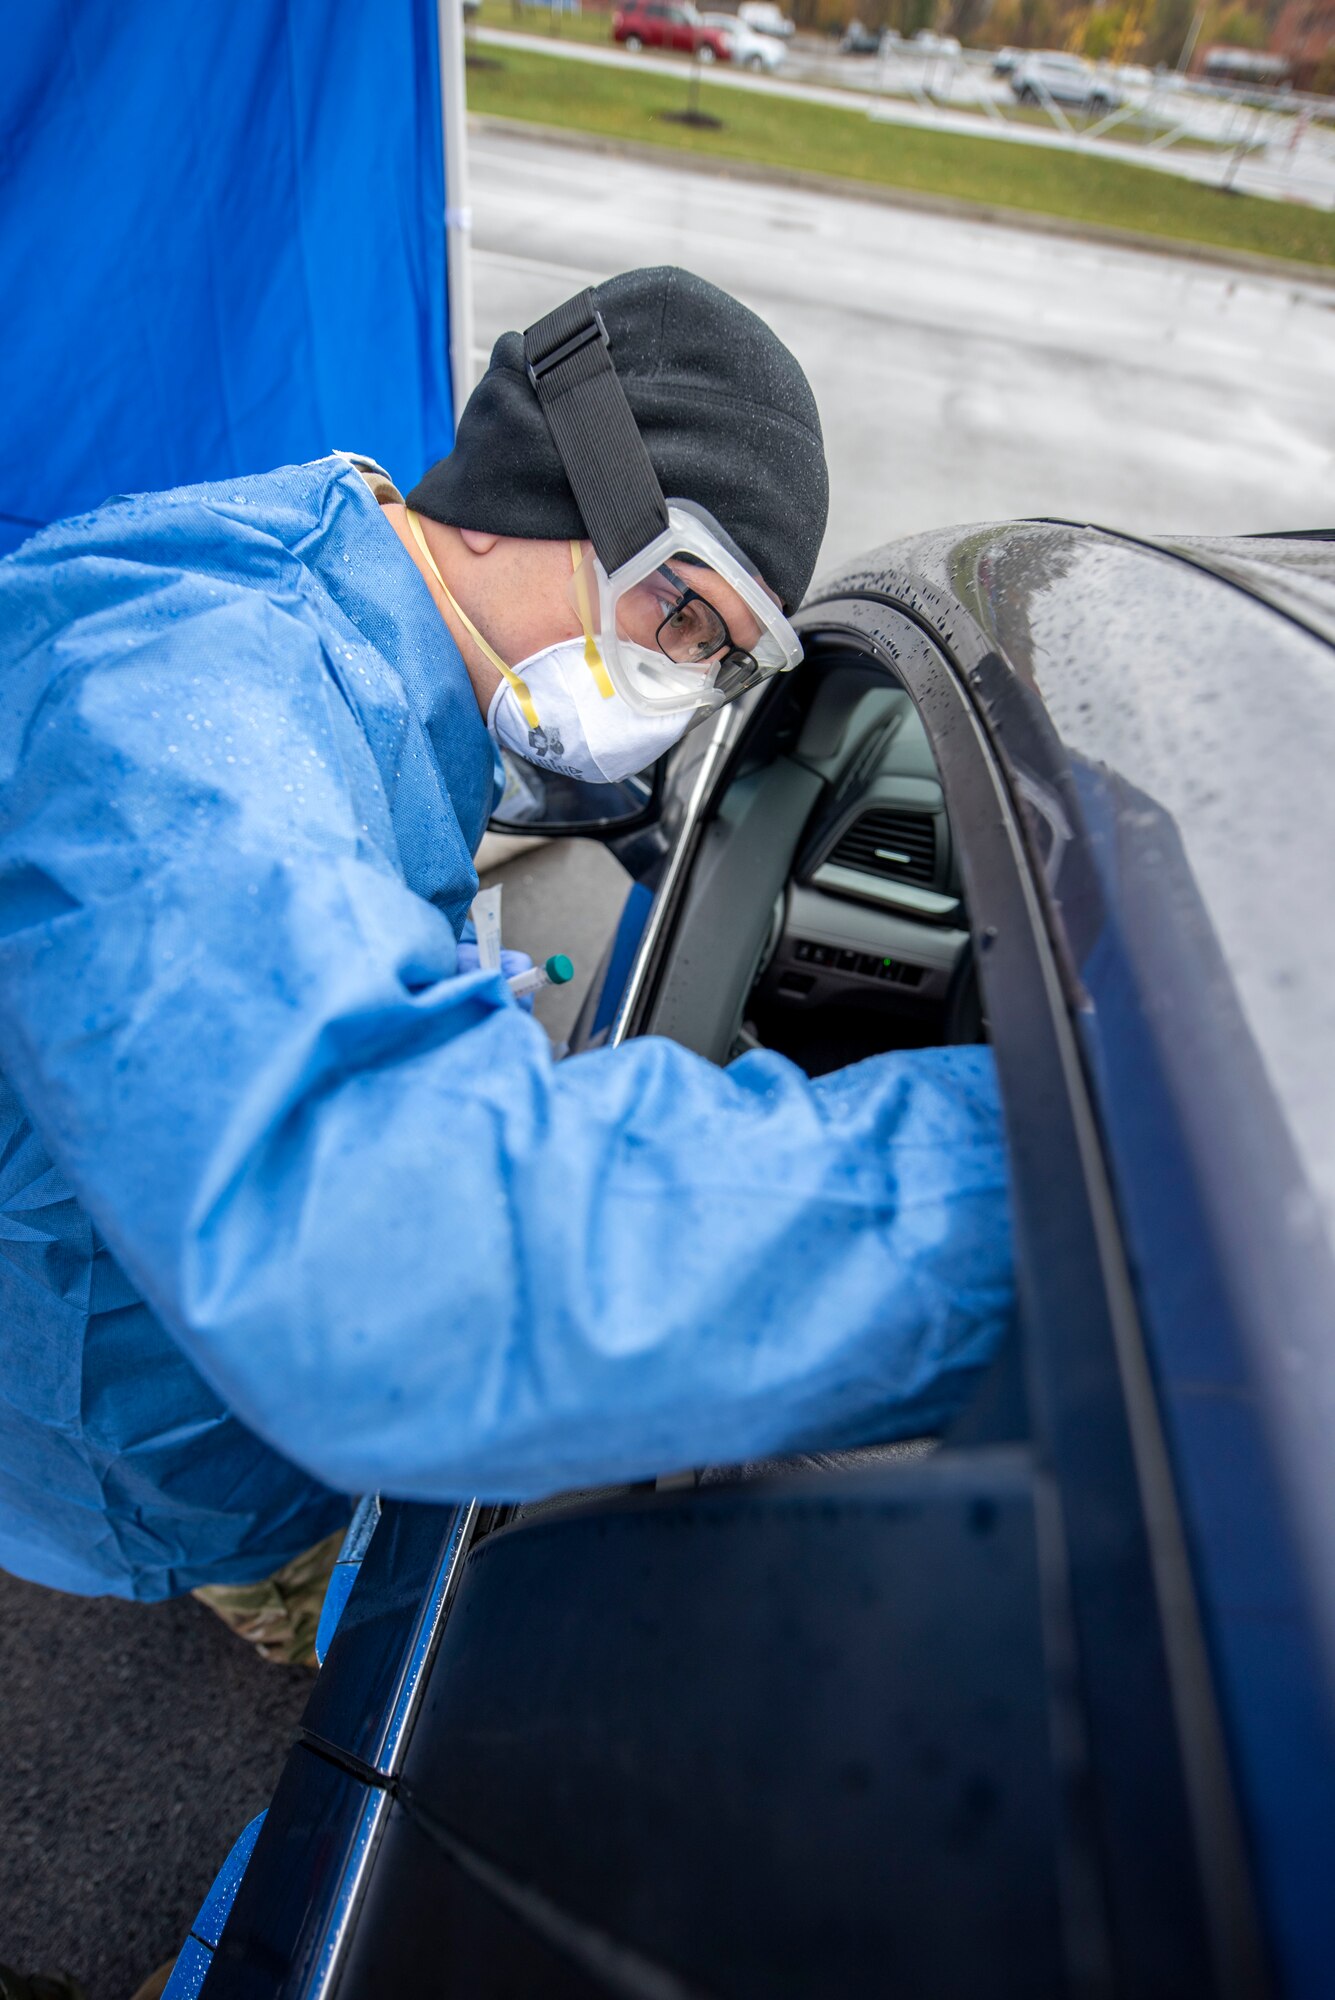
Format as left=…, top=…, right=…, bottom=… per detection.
left=406, top=266, right=828, bottom=614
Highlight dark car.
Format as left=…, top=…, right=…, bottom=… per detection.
left=613, top=1, right=734, bottom=60
left=164, top=524, right=1335, bottom=1998
left=839, top=19, right=884, bottom=54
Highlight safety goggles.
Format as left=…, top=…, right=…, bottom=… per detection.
left=566, top=500, right=801, bottom=718
left=525, top=295, right=803, bottom=721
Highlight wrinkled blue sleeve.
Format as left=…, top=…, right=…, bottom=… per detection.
left=0, top=540, right=1013, bottom=1502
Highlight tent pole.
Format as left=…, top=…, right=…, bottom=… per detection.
left=436, top=0, right=475, bottom=433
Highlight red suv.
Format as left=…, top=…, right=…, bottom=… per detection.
left=613, top=2, right=735, bottom=59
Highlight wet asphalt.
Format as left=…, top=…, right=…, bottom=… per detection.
left=471, top=127, right=1335, bottom=560
left=0, top=1568, right=311, bottom=2000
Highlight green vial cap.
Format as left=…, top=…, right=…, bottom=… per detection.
left=545, top=953, right=575, bottom=986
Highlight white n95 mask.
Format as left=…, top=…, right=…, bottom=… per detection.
left=486, top=634, right=688, bottom=784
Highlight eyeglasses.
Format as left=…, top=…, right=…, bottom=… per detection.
left=565, top=503, right=802, bottom=720
left=652, top=563, right=759, bottom=695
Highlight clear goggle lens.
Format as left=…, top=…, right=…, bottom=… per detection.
left=567, top=520, right=798, bottom=717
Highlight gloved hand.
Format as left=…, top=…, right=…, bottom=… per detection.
left=455, top=940, right=536, bottom=1012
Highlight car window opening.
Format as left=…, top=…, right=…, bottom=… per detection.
left=734, top=656, right=981, bottom=1074
left=636, top=647, right=983, bottom=1078
left=495, top=647, right=1002, bottom=1535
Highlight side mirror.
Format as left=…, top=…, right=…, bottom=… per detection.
left=487, top=747, right=664, bottom=840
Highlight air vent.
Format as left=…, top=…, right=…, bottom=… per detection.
left=829, top=809, right=936, bottom=886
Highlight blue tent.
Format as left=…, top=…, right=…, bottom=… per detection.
left=0, top=0, right=465, bottom=558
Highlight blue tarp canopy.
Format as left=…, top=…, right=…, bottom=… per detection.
left=0, top=0, right=454, bottom=558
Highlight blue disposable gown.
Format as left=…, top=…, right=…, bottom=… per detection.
left=0, top=458, right=1014, bottom=1600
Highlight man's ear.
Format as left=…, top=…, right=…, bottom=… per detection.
left=459, top=528, right=499, bottom=556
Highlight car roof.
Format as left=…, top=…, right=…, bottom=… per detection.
left=1149, top=532, right=1335, bottom=649
left=1029, top=522, right=1335, bottom=649
left=811, top=513, right=1335, bottom=1224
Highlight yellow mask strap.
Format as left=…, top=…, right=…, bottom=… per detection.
left=570, top=540, right=616, bottom=700
left=404, top=508, right=541, bottom=733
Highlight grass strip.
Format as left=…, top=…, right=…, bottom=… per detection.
left=466, top=42, right=1335, bottom=269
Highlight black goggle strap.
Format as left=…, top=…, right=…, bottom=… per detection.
left=523, top=291, right=669, bottom=579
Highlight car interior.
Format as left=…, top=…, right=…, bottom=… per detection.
left=492, top=649, right=994, bottom=1521
left=482, top=644, right=994, bottom=1527
left=636, top=651, right=985, bottom=1077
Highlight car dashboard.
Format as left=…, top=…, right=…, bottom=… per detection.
left=638, top=658, right=977, bottom=1073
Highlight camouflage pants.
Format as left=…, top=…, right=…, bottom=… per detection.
left=192, top=1528, right=345, bottom=1668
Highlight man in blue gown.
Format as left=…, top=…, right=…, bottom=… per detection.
left=0, top=266, right=1013, bottom=1622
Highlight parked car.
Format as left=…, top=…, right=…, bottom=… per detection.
left=839, top=17, right=883, bottom=54
left=911, top=28, right=961, bottom=55
left=1010, top=49, right=1121, bottom=108
left=991, top=44, right=1021, bottom=73
left=701, top=11, right=787, bottom=67
left=612, top=0, right=733, bottom=59
left=163, top=523, right=1335, bottom=1998
left=1202, top=44, right=1292, bottom=85
left=737, top=0, right=794, bottom=37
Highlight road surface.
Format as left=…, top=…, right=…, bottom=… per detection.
left=471, top=124, right=1335, bottom=581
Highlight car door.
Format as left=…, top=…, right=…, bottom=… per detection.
left=785, top=523, right=1335, bottom=2000
left=193, top=529, right=1300, bottom=1997
left=911, top=522, right=1335, bottom=2000
left=666, top=5, right=696, bottom=52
